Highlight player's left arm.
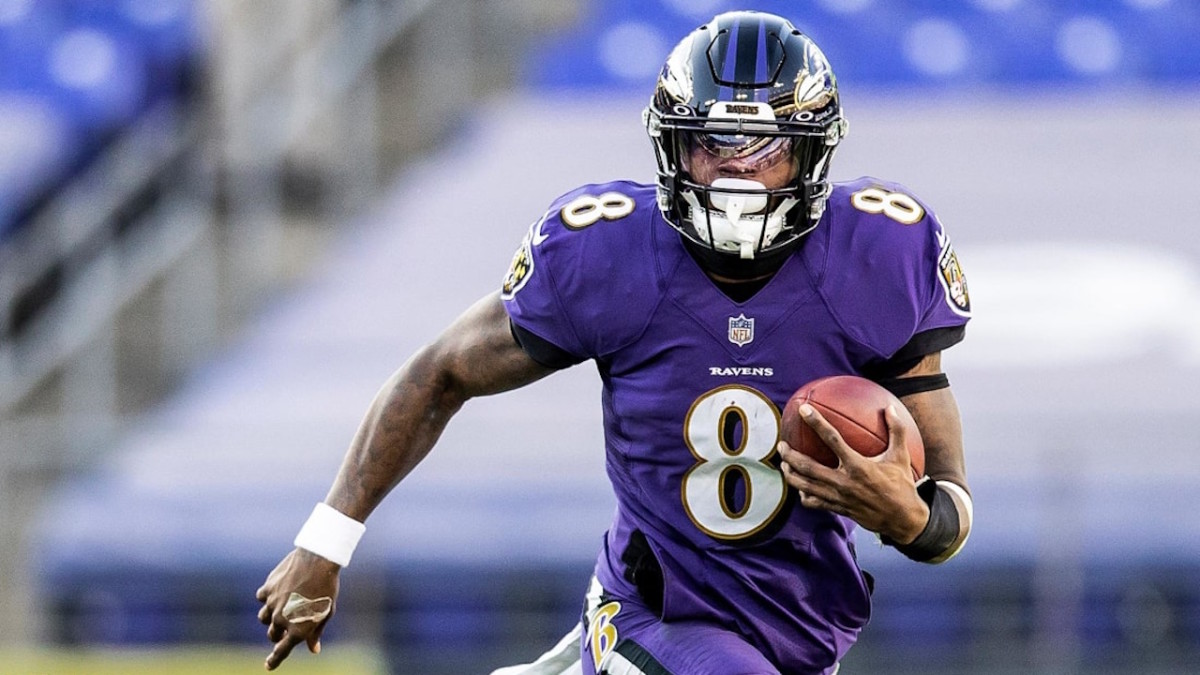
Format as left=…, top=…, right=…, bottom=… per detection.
left=887, top=350, right=973, bottom=564
left=779, top=350, right=972, bottom=564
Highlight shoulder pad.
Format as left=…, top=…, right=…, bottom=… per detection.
left=813, top=178, right=971, bottom=358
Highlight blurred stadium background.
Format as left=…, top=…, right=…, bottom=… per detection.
left=1, top=0, right=1199, bottom=673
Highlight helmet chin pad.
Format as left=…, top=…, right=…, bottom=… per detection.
left=682, top=179, right=798, bottom=259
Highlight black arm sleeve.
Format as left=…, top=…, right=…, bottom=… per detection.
left=882, top=479, right=963, bottom=563
left=861, top=325, right=966, bottom=380
left=509, top=319, right=586, bottom=370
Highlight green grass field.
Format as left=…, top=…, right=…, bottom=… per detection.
left=0, top=646, right=386, bottom=675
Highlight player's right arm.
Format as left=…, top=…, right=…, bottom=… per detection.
left=256, top=291, right=555, bottom=670
left=326, top=290, right=556, bottom=522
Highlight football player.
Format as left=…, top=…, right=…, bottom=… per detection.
left=257, top=11, right=974, bottom=675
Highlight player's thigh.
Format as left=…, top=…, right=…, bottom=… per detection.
left=581, top=596, right=778, bottom=675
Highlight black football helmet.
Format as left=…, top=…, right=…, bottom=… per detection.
left=645, top=11, right=848, bottom=266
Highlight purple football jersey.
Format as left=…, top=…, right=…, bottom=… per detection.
left=502, top=177, right=970, bottom=672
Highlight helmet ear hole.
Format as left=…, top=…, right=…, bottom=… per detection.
left=648, top=11, right=845, bottom=261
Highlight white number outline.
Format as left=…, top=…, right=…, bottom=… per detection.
left=560, top=192, right=635, bottom=230
left=850, top=187, right=925, bottom=225
left=681, top=385, right=786, bottom=541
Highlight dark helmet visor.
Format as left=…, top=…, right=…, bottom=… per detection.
left=682, top=131, right=796, bottom=171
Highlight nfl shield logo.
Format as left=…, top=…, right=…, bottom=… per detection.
left=728, top=314, right=755, bottom=347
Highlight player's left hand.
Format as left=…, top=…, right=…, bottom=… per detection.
left=779, top=404, right=930, bottom=543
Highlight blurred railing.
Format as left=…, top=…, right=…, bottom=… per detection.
left=0, top=0, right=576, bottom=646
left=0, top=103, right=202, bottom=412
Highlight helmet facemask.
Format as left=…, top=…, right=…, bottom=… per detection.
left=645, top=12, right=848, bottom=263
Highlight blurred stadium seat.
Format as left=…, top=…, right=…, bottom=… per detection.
left=525, top=0, right=1200, bottom=89
left=0, top=93, right=75, bottom=235
left=7, top=1, right=1200, bottom=674
left=0, top=0, right=201, bottom=239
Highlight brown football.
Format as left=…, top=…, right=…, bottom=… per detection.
left=781, top=375, right=925, bottom=479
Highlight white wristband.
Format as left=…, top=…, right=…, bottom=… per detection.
left=293, top=502, right=366, bottom=567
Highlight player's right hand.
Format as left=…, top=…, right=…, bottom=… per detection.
left=256, top=548, right=342, bottom=671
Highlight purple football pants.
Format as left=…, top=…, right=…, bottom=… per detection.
left=580, top=576, right=833, bottom=675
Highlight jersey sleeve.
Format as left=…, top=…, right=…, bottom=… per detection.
left=500, top=201, right=590, bottom=361
left=821, top=179, right=972, bottom=361
left=921, top=209, right=972, bottom=331
left=860, top=325, right=966, bottom=379
left=500, top=183, right=661, bottom=362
